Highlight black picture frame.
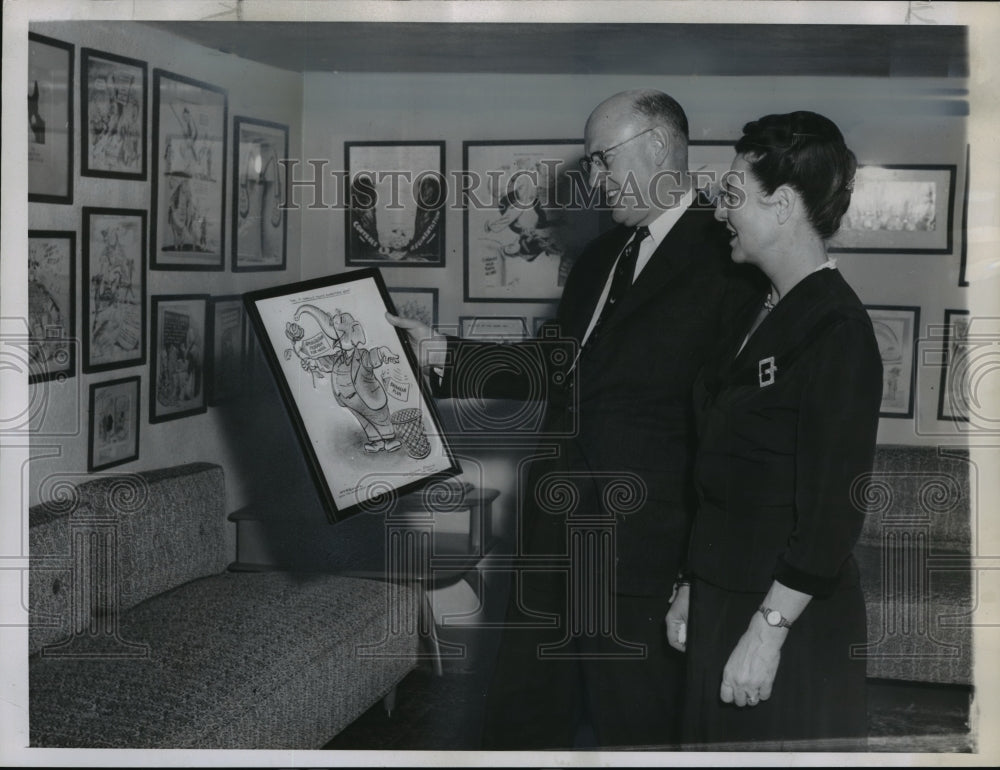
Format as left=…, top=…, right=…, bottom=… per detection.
left=829, top=164, right=957, bottom=254
left=28, top=230, right=76, bottom=384
left=88, top=375, right=141, bottom=472
left=387, top=287, right=439, bottom=330
left=232, top=116, right=289, bottom=272
left=150, top=69, right=228, bottom=271
left=937, top=308, right=971, bottom=422
left=206, top=294, right=247, bottom=405
left=243, top=268, right=461, bottom=522
left=81, top=207, right=147, bottom=373
left=344, top=141, right=446, bottom=267
left=865, top=304, right=921, bottom=419
left=28, top=32, right=74, bottom=204
left=459, top=315, right=529, bottom=340
left=149, top=294, right=209, bottom=423
left=80, top=47, right=148, bottom=180
left=462, top=139, right=603, bottom=302
left=958, top=145, right=971, bottom=287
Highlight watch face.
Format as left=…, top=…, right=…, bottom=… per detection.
left=766, top=609, right=782, bottom=626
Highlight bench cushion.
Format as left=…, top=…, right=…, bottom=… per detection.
left=29, top=463, right=227, bottom=655
left=30, top=571, right=420, bottom=749
left=853, top=445, right=973, bottom=685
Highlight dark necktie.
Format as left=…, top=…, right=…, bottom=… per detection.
left=588, top=226, right=650, bottom=343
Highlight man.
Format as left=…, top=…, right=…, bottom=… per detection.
left=390, top=89, right=761, bottom=749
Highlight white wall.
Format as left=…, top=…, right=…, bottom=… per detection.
left=27, top=20, right=305, bottom=521
left=300, top=71, right=970, bottom=445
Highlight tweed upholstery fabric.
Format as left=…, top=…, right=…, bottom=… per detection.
left=857, top=446, right=971, bottom=550
left=78, top=463, right=229, bottom=611
left=30, top=571, right=419, bottom=748
left=852, top=445, right=972, bottom=685
left=28, top=503, right=78, bottom=655
left=854, top=545, right=971, bottom=685
left=29, top=463, right=227, bottom=655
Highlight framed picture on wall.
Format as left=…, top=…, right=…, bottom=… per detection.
left=459, top=315, right=529, bottom=341
left=232, top=116, right=289, bottom=272
left=28, top=230, right=76, bottom=384
left=829, top=165, right=956, bottom=254
left=28, top=32, right=74, bottom=203
left=689, top=140, right=738, bottom=209
left=242, top=314, right=270, bottom=394
left=463, top=140, right=602, bottom=302
left=958, top=145, right=971, bottom=287
left=80, top=48, right=148, bottom=179
left=82, top=207, right=146, bottom=373
left=866, top=304, right=920, bottom=419
left=207, top=295, right=247, bottom=405
left=88, top=375, right=141, bottom=472
left=243, top=269, right=461, bottom=522
left=938, top=308, right=971, bottom=422
left=150, top=294, right=209, bottom=423
left=387, top=287, right=439, bottom=330
left=151, top=69, right=228, bottom=270
left=345, top=141, right=445, bottom=266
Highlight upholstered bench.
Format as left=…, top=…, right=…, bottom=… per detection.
left=853, top=445, right=973, bottom=686
left=29, top=463, right=420, bottom=749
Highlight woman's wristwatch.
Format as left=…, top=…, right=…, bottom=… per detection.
left=759, top=606, right=793, bottom=628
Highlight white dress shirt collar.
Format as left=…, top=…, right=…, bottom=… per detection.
left=633, top=188, right=694, bottom=280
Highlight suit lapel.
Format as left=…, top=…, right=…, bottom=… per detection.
left=565, top=227, right=632, bottom=342
left=600, top=210, right=702, bottom=337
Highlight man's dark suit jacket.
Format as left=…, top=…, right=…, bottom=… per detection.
left=437, top=207, right=761, bottom=596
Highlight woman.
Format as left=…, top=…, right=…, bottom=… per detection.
left=665, top=111, right=883, bottom=746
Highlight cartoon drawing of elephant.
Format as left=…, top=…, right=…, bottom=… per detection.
left=284, top=305, right=402, bottom=453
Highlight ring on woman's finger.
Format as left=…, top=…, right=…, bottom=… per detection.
left=747, top=693, right=759, bottom=705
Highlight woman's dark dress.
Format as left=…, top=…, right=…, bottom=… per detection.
left=682, top=267, right=883, bottom=746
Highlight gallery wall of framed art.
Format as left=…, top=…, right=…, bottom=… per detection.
left=21, top=16, right=981, bottom=508
left=22, top=19, right=304, bottom=507
left=298, top=67, right=974, bottom=449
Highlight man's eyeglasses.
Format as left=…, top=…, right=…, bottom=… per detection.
left=579, top=127, right=656, bottom=175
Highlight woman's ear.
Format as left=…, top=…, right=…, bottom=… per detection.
left=771, top=184, right=797, bottom=225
